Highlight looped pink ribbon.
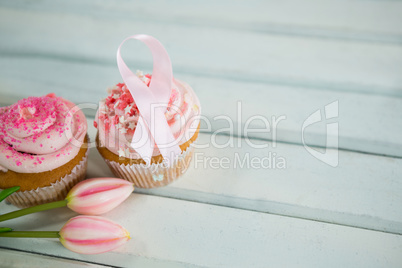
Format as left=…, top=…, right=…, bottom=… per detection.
left=117, top=34, right=181, bottom=165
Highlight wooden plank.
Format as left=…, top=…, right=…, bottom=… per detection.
left=0, top=57, right=401, bottom=158
left=0, top=7, right=401, bottom=97
left=1, top=0, right=402, bottom=43
left=1, top=61, right=401, bottom=233
left=1, top=194, right=402, bottom=267
left=0, top=248, right=104, bottom=267
left=84, top=125, right=402, bottom=235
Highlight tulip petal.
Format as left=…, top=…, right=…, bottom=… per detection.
left=59, top=215, right=130, bottom=254
left=66, top=178, right=134, bottom=215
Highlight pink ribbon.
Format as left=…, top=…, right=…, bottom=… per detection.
left=117, top=34, right=181, bottom=165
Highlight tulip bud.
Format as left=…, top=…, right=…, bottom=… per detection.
left=59, top=215, right=130, bottom=254
left=66, top=178, right=134, bottom=215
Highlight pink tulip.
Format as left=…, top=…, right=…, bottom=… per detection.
left=66, top=178, right=134, bottom=215
left=59, top=215, right=130, bottom=254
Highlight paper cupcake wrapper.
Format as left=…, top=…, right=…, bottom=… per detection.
left=6, top=149, right=89, bottom=208
left=105, top=143, right=195, bottom=188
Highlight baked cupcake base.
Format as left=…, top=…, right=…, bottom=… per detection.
left=96, top=126, right=199, bottom=188
left=0, top=136, right=89, bottom=208
left=104, top=144, right=194, bottom=188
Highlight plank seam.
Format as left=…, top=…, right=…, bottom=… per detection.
left=0, top=247, right=120, bottom=267
left=0, top=99, right=401, bottom=160
left=207, top=131, right=402, bottom=160
left=134, top=189, right=402, bottom=236
left=1, top=52, right=401, bottom=98
left=1, top=4, right=402, bottom=45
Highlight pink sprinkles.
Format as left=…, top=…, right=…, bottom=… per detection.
left=0, top=94, right=78, bottom=167
left=99, top=75, right=180, bottom=134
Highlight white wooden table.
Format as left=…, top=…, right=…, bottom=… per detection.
left=1, top=1, right=402, bottom=267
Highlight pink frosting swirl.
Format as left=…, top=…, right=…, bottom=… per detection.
left=95, top=72, right=201, bottom=159
left=0, top=94, right=87, bottom=173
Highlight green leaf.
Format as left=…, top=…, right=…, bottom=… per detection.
left=0, top=186, right=20, bottom=203
left=0, top=227, right=12, bottom=233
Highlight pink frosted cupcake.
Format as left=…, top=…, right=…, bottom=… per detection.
left=0, top=93, right=88, bottom=207
left=94, top=34, right=201, bottom=188
left=95, top=72, right=201, bottom=188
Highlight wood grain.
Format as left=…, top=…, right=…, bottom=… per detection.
left=1, top=57, right=401, bottom=157
left=86, top=122, right=402, bottom=235
left=0, top=6, right=401, bottom=97
left=0, top=1, right=401, bottom=266
left=0, top=248, right=107, bottom=267
left=2, top=0, right=402, bottom=43
left=1, top=193, right=401, bottom=267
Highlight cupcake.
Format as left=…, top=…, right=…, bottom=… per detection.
left=95, top=35, right=201, bottom=188
left=0, top=93, right=88, bottom=207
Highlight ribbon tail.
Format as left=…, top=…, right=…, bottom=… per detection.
left=117, top=35, right=182, bottom=165
left=152, top=107, right=182, bottom=166
left=131, top=116, right=154, bottom=164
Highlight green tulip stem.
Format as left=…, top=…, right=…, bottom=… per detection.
left=0, top=186, right=20, bottom=203
left=0, top=231, right=60, bottom=238
left=0, top=200, right=68, bottom=222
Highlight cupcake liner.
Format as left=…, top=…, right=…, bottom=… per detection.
left=105, top=143, right=195, bottom=188
left=6, top=149, right=89, bottom=208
